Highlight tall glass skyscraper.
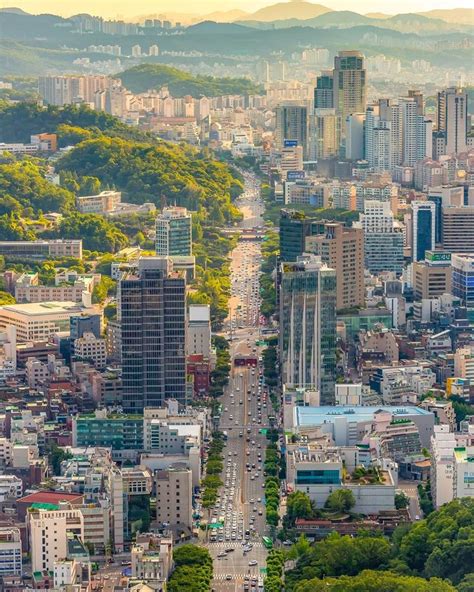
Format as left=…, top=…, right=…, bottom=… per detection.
left=120, top=257, right=186, bottom=413
left=279, top=255, right=336, bottom=405
left=412, top=201, right=436, bottom=262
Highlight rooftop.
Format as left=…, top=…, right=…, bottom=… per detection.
left=18, top=491, right=83, bottom=505
left=0, top=301, right=95, bottom=316
left=294, top=405, right=433, bottom=427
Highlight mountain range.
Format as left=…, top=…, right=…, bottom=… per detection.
left=0, top=2, right=472, bottom=27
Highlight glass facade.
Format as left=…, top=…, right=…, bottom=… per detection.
left=279, top=210, right=319, bottom=262
left=156, top=211, right=192, bottom=257
left=415, top=208, right=433, bottom=262
left=279, top=257, right=336, bottom=405
left=121, top=265, right=186, bottom=412
left=75, top=417, right=143, bottom=450
left=364, top=232, right=404, bottom=275
left=296, top=469, right=340, bottom=485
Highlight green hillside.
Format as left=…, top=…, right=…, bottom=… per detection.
left=116, top=64, right=263, bottom=97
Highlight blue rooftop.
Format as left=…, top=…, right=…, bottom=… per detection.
left=294, top=405, right=433, bottom=427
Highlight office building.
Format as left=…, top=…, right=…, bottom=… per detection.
left=437, top=88, right=468, bottom=156
left=70, top=314, right=101, bottom=341
left=354, top=200, right=404, bottom=275
left=412, top=201, right=436, bottom=262
left=187, top=304, right=211, bottom=358
left=279, top=209, right=319, bottom=262
left=442, top=207, right=474, bottom=253
left=287, top=446, right=395, bottom=514
left=314, top=71, right=333, bottom=109
left=333, top=51, right=367, bottom=128
left=313, top=109, right=340, bottom=160
left=291, top=405, right=435, bottom=447
left=275, top=103, right=309, bottom=158
left=0, top=528, right=22, bottom=576
left=413, top=251, right=452, bottom=300
left=73, top=412, right=143, bottom=460
left=0, top=301, right=99, bottom=342
left=0, top=240, right=82, bottom=261
left=452, top=253, right=474, bottom=306
left=155, top=207, right=192, bottom=257
left=345, top=113, right=365, bottom=160
left=279, top=255, right=336, bottom=404
left=284, top=179, right=327, bottom=207
left=155, top=464, right=193, bottom=531
left=305, top=222, right=364, bottom=309
left=120, top=257, right=186, bottom=412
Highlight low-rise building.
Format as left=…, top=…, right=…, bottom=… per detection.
left=0, top=528, right=22, bottom=577
left=131, top=532, right=173, bottom=586
left=0, top=301, right=99, bottom=342
left=287, top=445, right=395, bottom=514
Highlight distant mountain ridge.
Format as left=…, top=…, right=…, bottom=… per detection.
left=239, top=1, right=332, bottom=22
left=236, top=7, right=473, bottom=33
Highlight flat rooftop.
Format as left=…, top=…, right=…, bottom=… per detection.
left=0, top=301, right=93, bottom=316
left=294, top=405, right=433, bottom=427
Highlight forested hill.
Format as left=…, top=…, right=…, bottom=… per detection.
left=0, top=101, right=153, bottom=144
left=116, top=64, right=263, bottom=97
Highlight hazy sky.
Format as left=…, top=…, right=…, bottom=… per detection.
left=2, top=0, right=472, bottom=18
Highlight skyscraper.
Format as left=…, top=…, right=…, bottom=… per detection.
left=279, top=209, right=319, bottom=262
left=314, top=72, right=334, bottom=109
left=275, top=103, right=309, bottom=158
left=412, top=201, right=436, bottom=262
left=333, top=51, right=367, bottom=127
left=120, top=257, right=186, bottom=412
left=305, top=222, right=365, bottom=310
left=312, top=109, right=340, bottom=160
left=437, top=88, right=468, bottom=156
left=156, top=207, right=192, bottom=257
left=279, top=254, right=336, bottom=404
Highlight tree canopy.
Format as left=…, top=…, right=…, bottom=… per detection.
left=116, top=63, right=263, bottom=97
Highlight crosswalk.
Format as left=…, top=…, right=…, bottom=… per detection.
left=213, top=572, right=260, bottom=581
left=208, top=542, right=264, bottom=550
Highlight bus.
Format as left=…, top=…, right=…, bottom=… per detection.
left=262, top=536, right=273, bottom=549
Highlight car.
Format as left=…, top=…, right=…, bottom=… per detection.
left=225, top=575, right=232, bottom=580
left=248, top=560, right=258, bottom=566
left=217, top=552, right=227, bottom=558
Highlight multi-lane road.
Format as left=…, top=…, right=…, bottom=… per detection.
left=207, top=172, right=270, bottom=592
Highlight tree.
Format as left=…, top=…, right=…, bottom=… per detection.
left=92, top=276, right=116, bottom=304
left=0, top=291, right=15, bottom=305
left=293, top=571, right=456, bottom=592
left=56, top=212, right=128, bottom=253
left=287, top=491, right=315, bottom=523
left=325, top=489, right=355, bottom=513
left=395, top=491, right=410, bottom=510
left=48, top=443, right=73, bottom=476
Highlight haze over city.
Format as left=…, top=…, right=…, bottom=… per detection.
left=2, top=0, right=473, bottom=18
left=0, top=1, right=472, bottom=591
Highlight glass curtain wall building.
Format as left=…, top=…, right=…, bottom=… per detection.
left=279, top=254, right=336, bottom=405
left=120, top=257, right=186, bottom=413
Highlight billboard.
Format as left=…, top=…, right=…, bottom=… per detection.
left=425, top=251, right=452, bottom=264
left=286, top=170, right=305, bottom=181
left=284, top=139, right=298, bottom=147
